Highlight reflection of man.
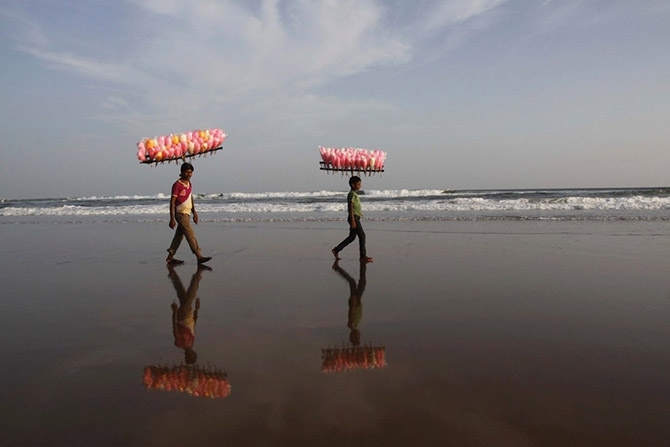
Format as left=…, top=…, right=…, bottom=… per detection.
left=332, top=260, right=367, bottom=346
left=168, top=264, right=211, bottom=364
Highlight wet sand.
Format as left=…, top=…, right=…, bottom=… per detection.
left=1, top=219, right=670, bottom=446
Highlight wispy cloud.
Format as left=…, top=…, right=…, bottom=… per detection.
left=425, top=0, right=509, bottom=30
left=100, top=95, right=131, bottom=109
left=17, top=45, right=143, bottom=83
left=1, top=3, right=50, bottom=48
left=127, top=0, right=412, bottom=95
left=4, top=0, right=509, bottom=122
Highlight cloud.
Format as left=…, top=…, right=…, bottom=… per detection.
left=7, top=1, right=507, bottom=88
left=425, top=0, right=509, bottom=30
left=127, top=0, right=412, bottom=95
left=0, top=3, right=50, bottom=48
left=4, top=0, right=510, bottom=125
left=100, top=96, right=131, bottom=109
left=17, top=45, right=143, bottom=83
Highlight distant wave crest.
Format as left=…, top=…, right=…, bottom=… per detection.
left=2, top=188, right=669, bottom=221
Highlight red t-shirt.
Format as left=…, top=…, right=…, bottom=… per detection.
left=171, top=180, right=193, bottom=214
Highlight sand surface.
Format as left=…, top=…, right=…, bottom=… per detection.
left=1, top=219, right=670, bottom=446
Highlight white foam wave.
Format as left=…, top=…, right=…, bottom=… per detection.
left=1, top=204, right=168, bottom=217
left=4, top=197, right=669, bottom=217
left=2, top=189, right=669, bottom=219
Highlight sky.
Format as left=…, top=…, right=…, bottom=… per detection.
left=1, top=0, right=669, bottom=199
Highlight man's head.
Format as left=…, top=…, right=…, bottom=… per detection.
left=180, top=162, right=194, bottom=174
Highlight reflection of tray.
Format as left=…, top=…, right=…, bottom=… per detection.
left=319, top=161, right=384, bottom=174
left=140, top=146, right=223, bottom=165
left=321, top=345, right=387, bottom=373
left=143, top=364, right=231, bottom=399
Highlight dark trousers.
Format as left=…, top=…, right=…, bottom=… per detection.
left=334, top=215, right=366, bottom=258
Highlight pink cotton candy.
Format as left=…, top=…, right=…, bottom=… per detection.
left=317, top=146, right=386, bottom=171
left=137, top=128, right=227, bottom=163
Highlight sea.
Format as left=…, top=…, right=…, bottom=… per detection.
left=2, top=187, right=669, bottom=224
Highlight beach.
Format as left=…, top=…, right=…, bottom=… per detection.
left=2, top=218, right=670, bottom=446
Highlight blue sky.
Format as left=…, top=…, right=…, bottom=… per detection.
left=1, top=0, right=668, bottom=198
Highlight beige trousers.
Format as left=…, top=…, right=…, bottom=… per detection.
left=167, top=213, right=201, bottom=257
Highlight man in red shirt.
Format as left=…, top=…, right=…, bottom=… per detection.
left=166, top=163, right=212, bottom=265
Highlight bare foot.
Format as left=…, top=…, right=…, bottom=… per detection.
left=331, top=249, right=340, bottom=260
left=166, top=256, right=184, bottom=265
left=360, top=256, right=374, bottom=263
left=197, top=256, right=212, bottom=264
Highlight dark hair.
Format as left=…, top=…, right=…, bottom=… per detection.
left=180, top=162, right=194, bottom=173
left=349, top=329, right=361, bottom=346
left=348, top=176, right=361, bottom=187
left=184, top=348, right=197, bottom=365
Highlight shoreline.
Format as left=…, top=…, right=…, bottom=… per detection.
left=1, top=219, right=669, bottom=446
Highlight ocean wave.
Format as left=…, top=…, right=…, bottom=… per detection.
left=1, top=188, right=669, bottom=221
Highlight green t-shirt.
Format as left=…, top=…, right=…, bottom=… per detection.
left=348, top=190, right=362, bottom=216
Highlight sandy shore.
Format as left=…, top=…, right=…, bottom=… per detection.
left=1, top=219, right=670, bottom=446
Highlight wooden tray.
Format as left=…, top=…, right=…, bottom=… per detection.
left=140, top=146, right=223, bottom=165
left=319, top=161, right=384, bottom=173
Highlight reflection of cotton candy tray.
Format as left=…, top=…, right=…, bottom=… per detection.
left=143, top=364, right=231, bottom=399
left=321, top=345, right=387, bottom=373
left=319, top=146, right=386, bottom=174
left=136, top=128, right=227, bottom=165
